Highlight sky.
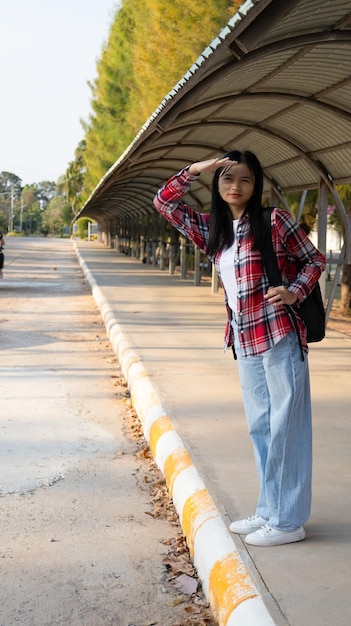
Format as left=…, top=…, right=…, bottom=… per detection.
left=0, top=0, right=119, bottom=185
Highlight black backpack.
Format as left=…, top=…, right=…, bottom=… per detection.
left=261, top=207, right=325, bottom=360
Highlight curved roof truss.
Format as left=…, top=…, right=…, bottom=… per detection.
left=79, top=0, right=351, bottom=256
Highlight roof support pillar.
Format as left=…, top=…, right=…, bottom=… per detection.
left=267, top=177, right=291, bottom=213
left=194, top=245, right=201, bottom=286
left=105, top=223, right=112, bottom=248
left=159, top=241, right=166, bottom=270
left=159, top=219, right=166, bottom=270
left=151, top=214, right=160, bottom=268
left=169, top=226, right=179, bottom=275
left=269, top=188, right=280, bottom=208
left=329, top=187, right=351, bottom=264
left=296, top=189, right=308, bottom=223
left=139, top=235, right=145, bottom=262
left=211, top=264, right=219, bottom=293
left=180, top=237, right=187, bottom=279
left=317, top=179, right=328, bottom=300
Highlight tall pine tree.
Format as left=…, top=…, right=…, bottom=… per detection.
left=80, top=0, right=241, bottom=199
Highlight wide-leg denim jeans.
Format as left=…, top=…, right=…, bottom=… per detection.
left=233, top=323, right=312, bottom=530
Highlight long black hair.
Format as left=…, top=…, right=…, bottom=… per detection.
left=206, top=150, right=266, bottom=257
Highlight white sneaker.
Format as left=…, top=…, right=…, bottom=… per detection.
left=245, top=524, right=305, bottom=546
left=229, top=514, right=267, bottom=535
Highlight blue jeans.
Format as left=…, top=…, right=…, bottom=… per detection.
left=233, top=323, right=312, bottom=530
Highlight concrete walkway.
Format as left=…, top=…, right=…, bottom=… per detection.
left=73, top=239, right=351, bottom=626
left=1, top=237, right=205, bottom=626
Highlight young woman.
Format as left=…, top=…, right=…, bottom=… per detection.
left=153, top=150, right=326, bottom=547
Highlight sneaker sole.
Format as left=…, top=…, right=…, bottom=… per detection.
left=245, top=528, right=306, bottom=547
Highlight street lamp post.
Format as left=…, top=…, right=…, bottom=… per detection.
left=0, top=190, right=12, bottom=232
left=8, top=187, right=14, bottom=232
left=19, top=198, right=26, bottom=232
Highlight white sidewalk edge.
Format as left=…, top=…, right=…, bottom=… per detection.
left=74, top=243, right=276, bottom=626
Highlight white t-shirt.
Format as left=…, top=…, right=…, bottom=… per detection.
left=219, top=220, right=240, bottom=313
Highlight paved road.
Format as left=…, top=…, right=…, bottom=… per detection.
left=0, top=237, right=199, bottom=626
left=73, top=238, right=351, bottom=626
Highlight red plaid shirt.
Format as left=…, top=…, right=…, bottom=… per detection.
left=153, top=167, right=326, bottom=356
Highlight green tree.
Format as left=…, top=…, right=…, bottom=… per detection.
left=285, top=190, right=318, bottom=233
left=34, top=181, right=57, bottom=210
left=0, top=172, right=23, bottom=232
left=128, top=0, right=241, bottom=132
left=80, top=0, right=241, bottom=199
left=76, top=217, right=92, bottom=239
left=82, top=1, right=136, bottom=195
left=286, top=186, right=351, bottom=315
left=0, top=171, right=22, bottom=197
left=334, top=184, right=351, bottom=315
left=0, top=172, right=68, bottom=235
left=23, top=201, right=42, bottom=234
left=41, top=196, right=70, bottom=236
left=19, top=186, right=38, bottom=233
left=61, top=140, right=87, bottom=215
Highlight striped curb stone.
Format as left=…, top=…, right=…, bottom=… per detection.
left=75, top=244, right=276, bottom=626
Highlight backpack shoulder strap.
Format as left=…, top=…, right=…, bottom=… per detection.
left=261, top=208, right=305, bottom=360
left=261, top=207, right=282, bottom=286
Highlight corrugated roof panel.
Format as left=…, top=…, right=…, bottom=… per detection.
left=155, top=146, right=217, bottom=164
left=200, top=50, right=295, bottom=99
left=321, top=83, right=351, bottom=113
left=266, top=159, right=320, bottom=189
left=260, top=45, right=351, bottom=94
left=150, top=128, right=191, bottom=147
left=261, top=0, right=349, bottom=44
left=180, top=123, right=251, bottom=148
left=173, top=102, right=226, bottom=125
left=315, top=147, right=351, bottom=183
left=212, top=96, right=296, bottom=124
left=231, top=128, right=299, bottom=164
left=268, top=104, right=351, bottom=151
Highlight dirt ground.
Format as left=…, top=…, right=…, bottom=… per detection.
left=326, top=308, right=351, bottom=338
left=0, top=238, right=215, bottom=626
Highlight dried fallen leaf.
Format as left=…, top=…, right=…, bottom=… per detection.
left=167, top=594, right=187, bottom=606
left=136, top=446, right=152, bottom=460
left=184, top=605, right=202, bottom=614
left=117, top=376, right=217, bottom=626
left=162, top=555, right=195, bottom=577
left=174, top=573, right=198, bottom=595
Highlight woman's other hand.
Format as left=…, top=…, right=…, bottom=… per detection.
left=264, top=286, right=298, bottom=306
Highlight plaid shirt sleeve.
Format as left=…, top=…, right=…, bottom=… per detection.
left=153, top=167, right=210, bottom=252
left=271, top=208, right=326, bottom=302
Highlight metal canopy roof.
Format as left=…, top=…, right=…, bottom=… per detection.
left=80, top=0, right=351, bottom=223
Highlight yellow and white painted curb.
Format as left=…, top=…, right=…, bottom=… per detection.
left=75, top=245, right=276, bottom=626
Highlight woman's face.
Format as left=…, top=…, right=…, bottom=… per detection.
left=218, top=162, right=255, bottom=219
